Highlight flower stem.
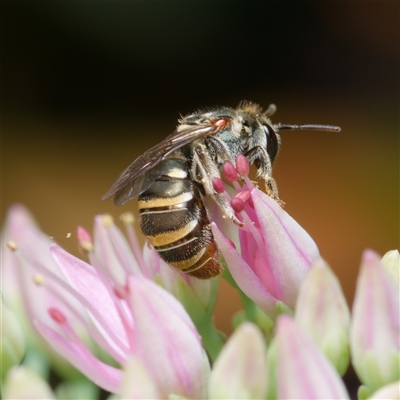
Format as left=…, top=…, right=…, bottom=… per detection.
left=196, top=318, right=226, bottom=363
left=239, top=290, right=257, bottom=323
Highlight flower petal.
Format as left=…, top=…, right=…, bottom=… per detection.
left=93, top=215, right=141, bottom=284
left=156, top=254, right=218, bottom=325
left=209, top=323, right=267, bottom=399
left=127, top=276, right=206, bottom=399
left=211, top=222, right=278, bottom=316
left=295, top=259, right=350, bottom=375
left=34, top=320, right=121, bottom=393
left=1, top=298, right=26, bottom=379
left=252, top=189, right=321, bottom=308
left=350, top=249, right=400, bottom=392
left=369, top=381, right=400, bottom=399
left=50, top=244, right=129, bottom=357
left=2, top=204, right=60, bottom=306
left=381, top=250, right=400, bottom=287
left=119, top=357, right=163, bottom=399
left=2, top=366, right=56, bottom=399
left=276, top=315, right=349, bottom=399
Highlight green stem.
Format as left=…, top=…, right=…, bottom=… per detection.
left=196, top=318, right=225, bottom=363
left=239, top=290, right=257, bottom=323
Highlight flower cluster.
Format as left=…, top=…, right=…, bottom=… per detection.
left=1, top=156, right=399, bottom=399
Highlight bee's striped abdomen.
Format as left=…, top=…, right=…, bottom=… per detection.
left=138, top=157, right=221, bottom=279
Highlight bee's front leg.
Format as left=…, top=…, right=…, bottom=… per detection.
left=245, top=146, right=283, bottom=205
left=191, top=144, right=244, bottom=226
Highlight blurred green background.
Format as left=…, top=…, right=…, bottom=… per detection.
left=2, top=2, right=398, bottom=333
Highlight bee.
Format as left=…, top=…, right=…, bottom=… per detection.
left=103, top=101, right=340, bottom=279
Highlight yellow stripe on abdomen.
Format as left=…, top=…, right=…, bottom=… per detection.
left=146, top=219, right=198, bottom=247
left=169, top=247, right=206, bottom=270
left=138, top=191, right=193, bottom=209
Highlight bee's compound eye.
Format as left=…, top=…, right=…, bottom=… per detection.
left=211, top=118, right=229, bottom=129
left=263, top=124, right=279, bottom=162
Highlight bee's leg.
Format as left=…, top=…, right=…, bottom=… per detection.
left=191, top=144, right=244, bottom=226
left=244, top=146, right=282, bottom=204
left=205, top=137, right=234, bottom=166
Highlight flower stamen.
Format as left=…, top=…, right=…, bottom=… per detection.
left=18, top=250, right=130, bottom=357
left=236, top=154, right=250, bottom=177
left=222, top=162, right=242, bottom=192
left=120, top=212, right=149, bottom=278
left=6, top=240, right=18, bottom=251
left=33, top=274, right=44, bottom=285
left=49, top=307, right=67, bottom=324
left=77, top=226, right=94, bottom=254
left=231, top=197, right=245, bottom=213
left=212, top=177, right=226, bottom=194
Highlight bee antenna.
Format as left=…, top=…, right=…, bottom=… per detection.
left=275, top=124, right=341, bottom=132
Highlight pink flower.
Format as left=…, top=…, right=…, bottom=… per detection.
left=3, top=207, right=206, bottom=398
left=350, top=249, right=400, bottom=394
left=211, top=156, right=321, bottom=317
left=295, top=259, right=351, bottom=375
left=209, top=322, right=268, bottom=399
left=275, top=315, right=349, bottom=399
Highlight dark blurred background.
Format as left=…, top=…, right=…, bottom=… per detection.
left=2, top=2, right=398, bottom=333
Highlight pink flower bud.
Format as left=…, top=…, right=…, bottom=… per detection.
left=350, top=249, right=400, bottom=393
left=276, top=316, right=350, bottom=399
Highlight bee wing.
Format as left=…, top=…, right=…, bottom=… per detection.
left=102, top=123, right=217, bottom=205
left=112, top=166, right=163, bottom=206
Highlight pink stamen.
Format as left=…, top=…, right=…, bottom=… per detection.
left=235, top=190, right=251, bottom=204
left=230, top=190, right=251, bottom=213
left=212, top=177, right=225, bottom=194
left=41, top=273, right=126, bottom=363
left=77, top=226, right=92, bottom=245
left=240, top=212, right=265, bottom=254
left=231, top=197, right=245, bottom=213
left=232, top=181, right=242, bottom=192
left=49, top=308, right=67, bottom=324
left=242, top=176, right=255, bottom=191
left=77, top=226, right=94, bottom=253
left=114, top=285, right=127, bottom=299
left=20, top=251, right=130, bottom=356
left=222, top=162, right=238, bottom=182
left=236, top=154, right=250, bottom=177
